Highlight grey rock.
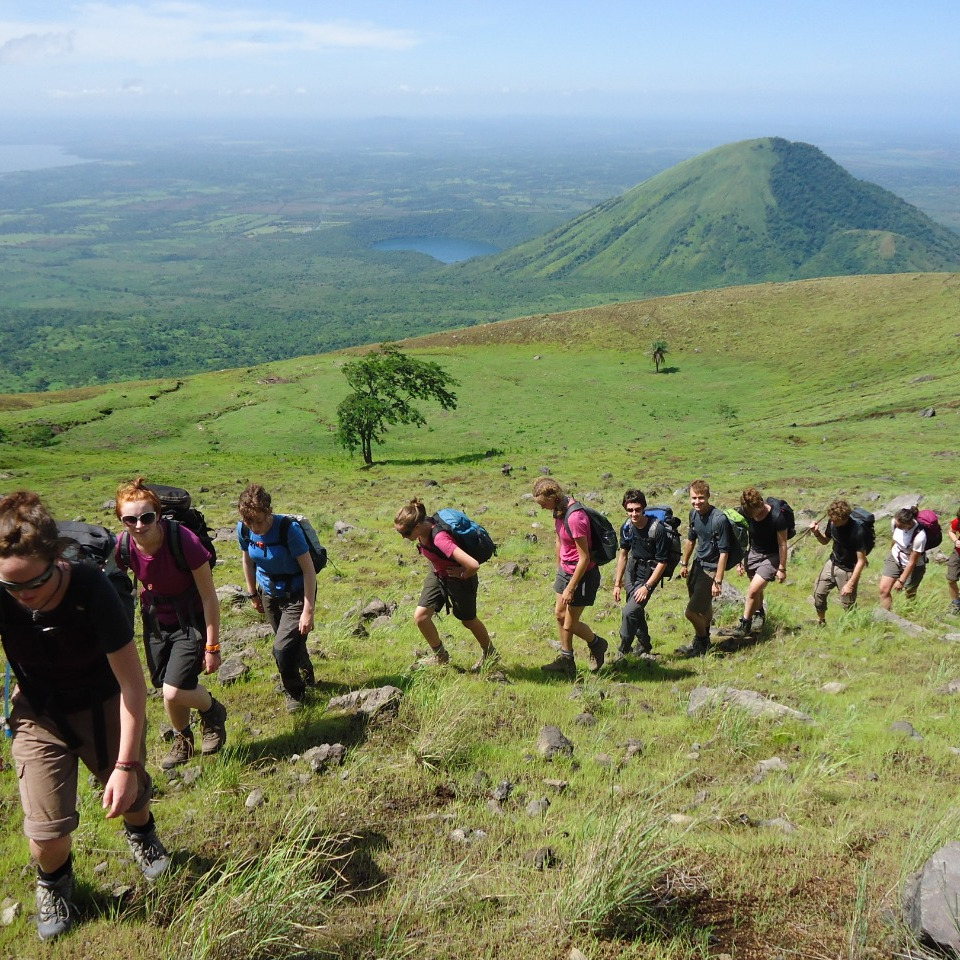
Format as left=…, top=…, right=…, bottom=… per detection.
left=424, top=479, right=439, bottom=487
left=218, top=656, right=250, bottom=684
left=716, top=581, right=746, bottom=607
left=181, top=766, right=202, bottom=786
left=334, top=520, right=355, bottom=536
left=920, top=408, right=936, bottom=418
left=524, top=846, right=558, bottom=870
left=872, top=606, right=930, bottom=636
left=491, top=779, right=513, bottom=802
left=820, top=681, right=847, bottom=694
left=543, top=778, right=568, bottom=793
left=937, top=679, right=960, bottom=694
left=760, top=817, right=797, bottom=834
left=687, top=686, right=816, bottom=724
left=302, top=743, right=346, bottom=772
left=539, top=466, right=551, bottom=475
left=594, top=753, right=614, bottom=768
left=876, top=493, right=924, bottom=520
left=367, top=615, right=394, bottom=631
left=622, top=739, right=644, bottom=761
left=904, top=841, right=960, bottom=951
left=537, top=725, right=574, bottom=760
left=498, top=561, right=526, bottom=577
left=524, top=533, right=539, bottom=543
left=360, top=598, right=395, bottom=620
left=245, top=787, right=266, bottom=810
left=526, top=797, right=551, bottom=817
left=573, top=712, right=597, bottom=727
left=753, top=757, right=790, bottom=782
left=891, top=720, right=923, bottom=740
left=0, top=899, right=21, bottom=926
left=327, top=685, right=403, bottom=721
left=233, top=623, right=274, bottom=642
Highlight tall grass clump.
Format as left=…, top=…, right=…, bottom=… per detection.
left=164, top=812, right=343, bottom=960
left=554, top=797, right=681, bottom=938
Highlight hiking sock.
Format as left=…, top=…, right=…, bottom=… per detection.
left=433, top=643, right=447, bottom=657
left=38, top=854, right=73, bottom=885
left=558, top=649, right=574, bottom=659
left=124, top=813, right=156, bottom=839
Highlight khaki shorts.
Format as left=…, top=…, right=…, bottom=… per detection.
left=947, top=550, right=960, bottom=583
left=10, top=691, right=151, bottom=842
left=745, top=549, right=778, bottom=582
left=813, top=559, right=858, bottom=612
left=686, top=562, right=716, bottom=616
left=880, top=556, right=926, bottom=590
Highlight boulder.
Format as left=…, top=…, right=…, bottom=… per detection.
left=537, top=725, right=574, bottom=760
left=872, top=606, right=930, bottom=637
left=326, top=685, right=402, bottom=721
left=904, top=842, right=960, bottom=952
left=687, top=686, right=815, bottom=725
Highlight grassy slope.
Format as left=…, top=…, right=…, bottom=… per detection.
left=0, top=273, right=959, bottom=958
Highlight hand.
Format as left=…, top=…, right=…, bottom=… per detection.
left=775, top=568, right=786, bottom=583
left=893, top=579, right=904, bottom=592
left=251, top=594, right=264, bottom=613
left=737, top=563, right=745, bottom=577
left=102, top=768, right=137, bottom=818
left=559, top=588, right=573, bottom=608
left=613, top=585, right=622, bottom=603
left=809, top=521, right=820, bottom=533
left=711, top=578, right=722, bottom=598
left=840, top=583, right=854, bottom=596
left=203, top=649, right=221, bottom=674
left=299, top=609, right=315, bottom=635
left=680, top=564, right=689, bottom=579
left=632, top=584, right=648, bottom=603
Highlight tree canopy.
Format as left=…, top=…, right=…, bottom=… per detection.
left=335, top=343, right=459, bottom=465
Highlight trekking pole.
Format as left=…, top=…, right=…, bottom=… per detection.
left=790, top=514, right=828, bottom=547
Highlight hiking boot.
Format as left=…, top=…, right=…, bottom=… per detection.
left=636, top=635, right=653, bottom=655
left=161, top=731, right=194, bottom=769
left=124, top=823, right=171, bottom=880
left=951, top=599, right=960, bottom=616
left=283, top=691, right=304, bottom=714
left=541, top=653, right=577, bottom=679
left=729, top=618, right=752, bottom=640
left=36, top=872, right=74, bottom=941
left=416, top=648, right=451, bottom=668
left=751, top=609, right=766, bottom=633
left=675, top=636, right=712, bottom=658
left=586, top=635, right=608, bottom=672
left=300, top=665, right=316, bottom=688
left=469, top=644, right=500, bottom=674
left=198, top=697, right=227, bottom=756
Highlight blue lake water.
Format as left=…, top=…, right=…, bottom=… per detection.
left=0, top=145, right=89, bottom=173
left=372, top=236, right=500, bottom=263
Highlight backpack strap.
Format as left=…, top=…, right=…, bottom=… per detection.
left=238, top=522, right=251, bottom=551
left=166, top=519, right=189, bottom=574
left=561, top=501, right=584, bottom=539
left=118, top=529, right=131, bottom=570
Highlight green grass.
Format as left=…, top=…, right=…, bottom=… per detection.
left=1, top=273, right=960, bottom=956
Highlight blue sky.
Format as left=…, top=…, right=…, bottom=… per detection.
left=0, top=0, right=957, bottom=125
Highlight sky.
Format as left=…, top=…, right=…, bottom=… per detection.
left=0, top=0, right=958, bottom=127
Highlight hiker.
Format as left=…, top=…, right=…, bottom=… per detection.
left=114, top=478, right=227, bottom=769
left=393, top=499, right=497, bottom=671
left=0, top=492, right=170, bottom=941
left=677, top=480, right=733, bottom=657
left=726, top=487, right=790, bottom=640
left=532, top=477, right=608, bottom=678
left=238, top=484, right=318, bottom=711
left=810, top=499, right=869, bottom=624
left=947, top=508, right=960, bottom=615
left=878, top=506, right=927, bottom=609
left=612, top=489, right=670, bottom=659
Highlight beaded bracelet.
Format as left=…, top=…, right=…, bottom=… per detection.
left=115, top=760, right=141, bottom=772
left=205, top=644, right=221, bottom=653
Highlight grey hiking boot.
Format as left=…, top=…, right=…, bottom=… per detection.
left=587, top=635, right=608, bottom=672
left=728, top=618, right=752, bottom=640
left=469, top=644, right=500, bottom=674
left=751, top=608, right=766, bottom=632
left=124, top=823, right=171, bottom=880
left=161, top=731, right=194, bottom=769
left=416, top=648, right=451, bottom=668
left=36, top=872, right=75, bottom=941
left=675, top=636, right=712, bottom=658
left=541, top=653, right=577, bottom=679
left=951, top=599, right=960, bottom=615
left=283, top=691, right=304, bottom=714
left=199, top=697, right=227, bottom=756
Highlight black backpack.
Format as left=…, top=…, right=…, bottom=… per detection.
left=850, top=507, right=876, bottom=555
left=57, top=520, right=135, bottom=627
left=766, top=497, right=796, bottom=539
left=563, top=502, right=618, bottom=566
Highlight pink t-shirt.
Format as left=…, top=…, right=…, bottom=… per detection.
left=418, top=528, right=461, bottom=577
left=952, top=517, right=960, bottom=552
left=556, top=503, right=594, bottom=574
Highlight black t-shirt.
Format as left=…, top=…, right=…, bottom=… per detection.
left=828, top=520, right=864, bottom=571
left=747, top=506, right=790, bottom=555
left=0, top=561, right=134, bottom=713
left=687, top=506, right=733, bottom=571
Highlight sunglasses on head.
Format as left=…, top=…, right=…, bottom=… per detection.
left=0, top=561, right=56, bottom=593
left=121, top=511, right=158, bottom=527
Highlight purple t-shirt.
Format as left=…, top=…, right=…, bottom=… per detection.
left=418, top=528, right=460, bottom=576
left=556, top=503, right=594, bottom=574
left=116, top=519, right=211, bottom=624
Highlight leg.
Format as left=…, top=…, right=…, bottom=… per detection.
left=812, top=560, right=836, bottom=623
left=271, top=595, right=309, bottom=698
left=743, top=574, right=768, bottom=622
left=460, top=617, right=492, bottom=651
left=414, top=604, right=443, bottom=650
left=878, top=575, right=896, bottom=610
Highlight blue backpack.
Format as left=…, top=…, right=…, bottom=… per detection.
left=431, top=509, right=497, bottom=563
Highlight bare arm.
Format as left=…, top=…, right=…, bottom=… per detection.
left=191, top=562, right=221, bottom=673
left=102, top=640, right=147, bottom=818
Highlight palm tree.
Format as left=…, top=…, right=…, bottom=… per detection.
left=651, top=340, right=668, bottom=373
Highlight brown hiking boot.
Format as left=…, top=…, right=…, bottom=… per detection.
left=587, top=635, right=608, bottom=672
left=199, top=697, right=227, bottom=756
left=541, top=653, right=577, bottom=679
left=161, top=731, right=194, bottom=769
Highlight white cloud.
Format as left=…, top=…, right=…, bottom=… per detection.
left=0, top=3, right=420, bottom=66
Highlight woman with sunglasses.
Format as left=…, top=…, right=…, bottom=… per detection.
left=0, top=491, right=169, bottom=941
left=114, top=478, right=226, bottom=769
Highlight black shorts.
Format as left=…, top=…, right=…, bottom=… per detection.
left=554, top=566, right=601, bottom=607
left=418, top=570, right=479, bottom=622
left=145, top=620, right=203, bottom=691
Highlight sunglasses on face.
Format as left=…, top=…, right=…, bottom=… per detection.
left=0, top=561, right=56, bottom=593
left=121, top=511, right=158, bottom=527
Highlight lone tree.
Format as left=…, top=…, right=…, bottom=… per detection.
left=335, top=343, right=459, bottom=465
left=651, top=340, right=669, bottom=373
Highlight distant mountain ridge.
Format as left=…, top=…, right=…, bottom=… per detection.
left=477, top=137, right=960, bottom=292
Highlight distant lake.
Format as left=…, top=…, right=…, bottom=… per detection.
left=0, top=145, right=89, bottom=173
left=372, top=236, right=500, bottom=263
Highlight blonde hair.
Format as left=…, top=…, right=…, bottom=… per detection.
left=533, top=477, right=568, bottom=517
left=394, top=498, right=427, bottom=534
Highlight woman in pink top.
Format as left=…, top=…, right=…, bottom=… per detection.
left=532, top=477, right=608, bottom=679
left=394, top=499, right=497, bottom=672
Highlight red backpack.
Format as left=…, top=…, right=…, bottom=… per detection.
left=915, top=509, right=943, bottom=552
